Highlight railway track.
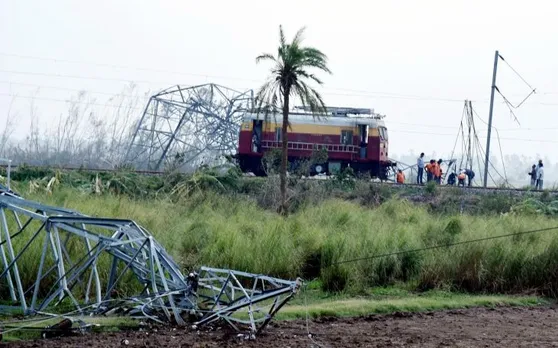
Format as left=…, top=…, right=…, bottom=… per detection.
left=384, top=182, right=558, bottom=195
left=1, top=164, right=556, bottom=195
left=0, top=164, right=165, bottom=176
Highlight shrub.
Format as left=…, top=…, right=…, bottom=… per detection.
left=424, top=181, right=438, bottom=196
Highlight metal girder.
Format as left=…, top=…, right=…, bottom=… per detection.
left=124, top=83, right=254, bottom=171
left=0, top=188, right=300, bottom=336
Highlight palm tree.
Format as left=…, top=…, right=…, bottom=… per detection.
left=256, top=25, right=331, bottom=214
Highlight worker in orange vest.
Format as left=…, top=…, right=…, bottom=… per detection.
left=431, top=161, right=440, bottom=184
left=458, top=170, right=466, bottom=187
left=396, top=169, right=405, bottom=184
left=425, top=160, right=435, bottom=182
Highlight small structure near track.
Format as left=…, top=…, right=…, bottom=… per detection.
left=0, top=186, right=300, bottom=337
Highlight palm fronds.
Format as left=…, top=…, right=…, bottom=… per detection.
left=255, top=25, right=331, bottom=213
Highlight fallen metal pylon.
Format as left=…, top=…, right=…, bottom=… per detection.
left=0, top=188, right=300, bottom=335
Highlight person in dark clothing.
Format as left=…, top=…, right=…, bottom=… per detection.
left=528, top=164, right=537, bottom=188
left=447, top=172, right=456, bottom=186
left=464, top=169, right=475, bottom=187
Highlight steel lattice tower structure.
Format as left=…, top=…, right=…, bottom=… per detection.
left=125, top=83, right=254, bottom=171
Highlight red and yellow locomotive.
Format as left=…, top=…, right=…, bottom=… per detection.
left=236, top=106, right=395, bottom=178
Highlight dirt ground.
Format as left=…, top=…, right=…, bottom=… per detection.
left=5, top=306, right=558, bottom=347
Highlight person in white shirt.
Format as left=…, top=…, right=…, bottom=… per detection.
left=536, top=160, right=544, bottom=190
left=417, top=153, right=425, bottom=185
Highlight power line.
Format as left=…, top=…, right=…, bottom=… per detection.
left=0, top=69, right=159, bottom=84
left=0, top=56, right=468, bottom=102
left=355, top=120, right=558, bottom=132
left=494, top=127, right=509, bottom=184
left=449, top=101, right=468, bottom=170
left=0, top=79, right=470, bottom=104
left=1, top=92, right=555, bottom=145
left=2, top=53, right=558, bottom=106
left=0, top=80, right=145, bottom=99
left=0, top=51, right=524, bottom=101
left=3, top=81, right=558, bottom=127
left=471, top=125, right=509, bottom=185
left=470, top=106, right=509, bottom=185
left=0, top=51, right=262, bottom=83
left=0, top=76, right=460, bottom=105
left=0, top=72, right=472, bottom=103
left=332, top=226, right=558, bottom=266
left=498, top=54, right=536, bottom=91
left=491, top=54, right=537, bottom=128
left=0, top=92, right=147, bottom=111
left=2, top=67, right=558, bottom=106
left=389, top=129, right=558, bottom=144
left=4, top=50, right=558, bottom=97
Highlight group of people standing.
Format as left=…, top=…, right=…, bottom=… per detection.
left=528, top=160, right=544, bottom=190
left=416, top=153, right=444, bottom=185
left=416, top=153, right=474, bottom=187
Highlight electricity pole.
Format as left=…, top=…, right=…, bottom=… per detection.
left=483, top=50, right=499, bottom=188
left=467, top=101, right=473, bottom=172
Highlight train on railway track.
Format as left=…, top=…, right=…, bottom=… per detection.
left=235, top=106, right=397, bottom=179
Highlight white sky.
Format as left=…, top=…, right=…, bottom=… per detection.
left=1, top=0, right=557, bottom=162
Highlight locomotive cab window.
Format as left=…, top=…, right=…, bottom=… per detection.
left=379, top=127, right=388, bottom=141
left=340, top=130, right=353, bottom=145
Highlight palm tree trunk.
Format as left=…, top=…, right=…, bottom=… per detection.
left=279, top=87, right=290, bottom=215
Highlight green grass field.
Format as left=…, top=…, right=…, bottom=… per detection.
left=2, top=170, right=558, bottom=341
left=8, top=183, right=558, bottom=296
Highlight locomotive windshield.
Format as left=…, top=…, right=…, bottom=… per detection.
left=379, top=127, right=388, bottom=140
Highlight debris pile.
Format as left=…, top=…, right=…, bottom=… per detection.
left=0, top=188, right=300, bottom=337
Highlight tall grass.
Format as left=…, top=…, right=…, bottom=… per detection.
left=6, top=187, right=558, bottom=298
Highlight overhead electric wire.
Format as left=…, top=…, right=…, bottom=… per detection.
left=3, top=83, right=555, bottom=132
left=0, top=80, right=147, bottom=99
left=448, top=102, right=468, bottom=171
left=498, top=54, right=536, bottom=91
left=473, top=131, right=507, bottom=186
left=0, top=92, right=147, bottom=111
left=2, top=51, right=558, bottom=105
left=0, top=51, right=533, bottom=102
left=492, top=53, right=537, bottom=126
left=2, top=91, right=554, bottom=147
left=332, top=226, right=558, bottom=266
left=471, top=107, right=510, bottom=186
left=0, top=69, right=154, bottom=84
left=494, top=127, right=509, bottom=184
left=389, top=129, right=558, bottom=144
left=472, top=123, right=502, bottom=185
left=0, top=51, right=262, bottom=83
left=495, top=87, right=522, bottom=125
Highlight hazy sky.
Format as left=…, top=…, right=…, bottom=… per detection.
left=1, top=0, right=557, bottom=162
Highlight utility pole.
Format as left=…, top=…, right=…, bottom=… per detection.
left=467, top=100, right=473, bottom=171
left=483, top=50, right=499, bottom=188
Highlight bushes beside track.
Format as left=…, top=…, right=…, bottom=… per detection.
left=3, top=165, right=558, bottom=298
left=8, top=187, right=558, bottom=298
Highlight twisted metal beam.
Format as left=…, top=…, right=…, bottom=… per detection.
left=124, top=83, right=254, bottom=171
left=0, top=188, right=300, bottom=335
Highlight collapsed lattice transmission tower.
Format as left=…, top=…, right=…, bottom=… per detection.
left=0, top=185, right=300, bottom=336
left=125, top=84, right=254, bottom=171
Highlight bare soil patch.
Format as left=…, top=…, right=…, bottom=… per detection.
left=4, top=306, right=558, bottom=347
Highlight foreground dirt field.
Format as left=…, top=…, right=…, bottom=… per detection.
left=5, top=306, right=558, bottom=347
